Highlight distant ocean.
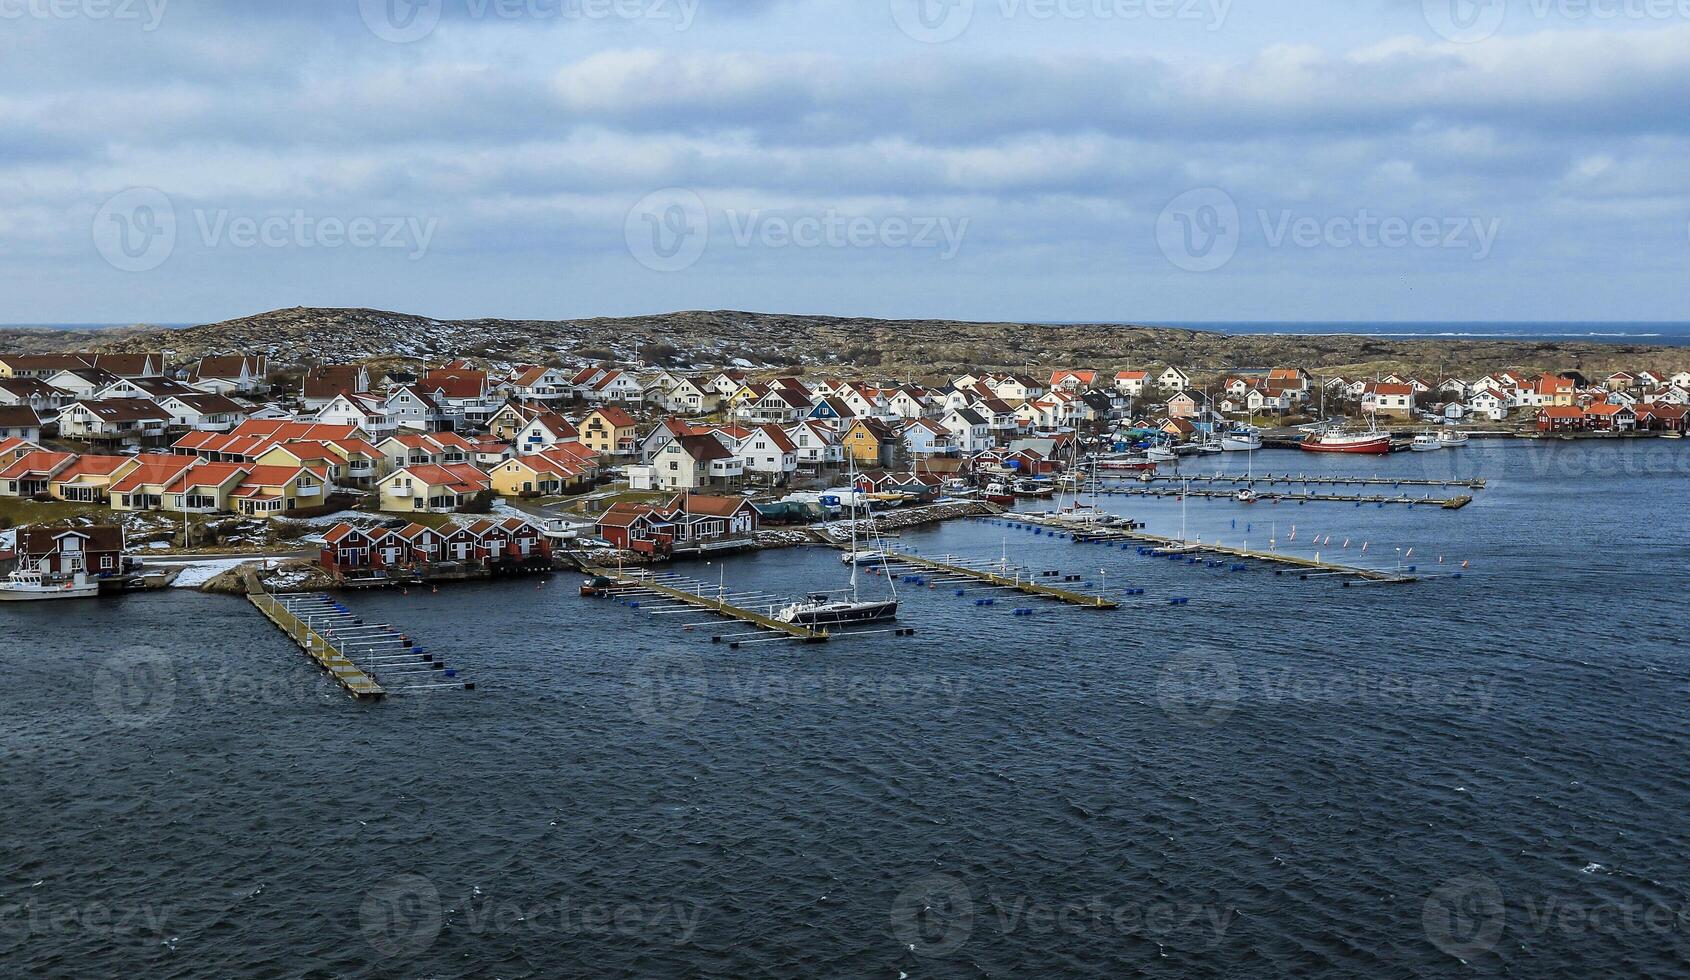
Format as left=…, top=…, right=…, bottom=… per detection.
left=0, top=323, right=190, bottom=331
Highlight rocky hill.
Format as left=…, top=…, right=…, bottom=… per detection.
left=5, top=307, right=1685, bottom=382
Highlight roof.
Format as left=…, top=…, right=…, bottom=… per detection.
left=663, top=493, right=754, bottom=518
left=108, top=455, right=196, bottom=493
left=674, top=434, right=734, bottom=462
left=303, top=365, right=365, bottom=400
left=388, top=463, right=490, bottom=493
left=588, top=406, right=637, bottom=428
left=18, top=524, right=124, bottom=556
left=69, top=398, right=171, bottom=423
left=0, top=450, right=76, bottom=480
left=189, top=354, right=264, bottom=381
left=0, top=406, right=42, bottom=428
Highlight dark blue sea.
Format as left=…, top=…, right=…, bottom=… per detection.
left=3, top=440, right=1688, bottom=977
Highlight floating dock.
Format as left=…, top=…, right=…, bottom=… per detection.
left=990, top=515, right=1420, bottom=584
left=1063, top=484, right=1473, bottom=509
left=584, top=567, right=834, bottom=645
left=876, top=550, right=1119, bottom=608
left=1124, top=472, right=1486, bottom=490
left=249, top=592, right=475, bottom=697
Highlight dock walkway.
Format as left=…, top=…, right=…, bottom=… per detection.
left=249, top=592, right=475, bottom=697
left=1065, top=484, right=1473, bottom=509
left=584, top=566, right=832, bottom=645
left=993, top=514, right=1418, bottom=584
left=878, top=550, right=1119, bottom=608
left=1126, top=472, right=1486, bottom=490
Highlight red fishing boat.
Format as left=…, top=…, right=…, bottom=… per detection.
left=1299, top=425, right=1393, bottom=454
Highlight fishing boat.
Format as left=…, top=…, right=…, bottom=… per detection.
left=1300, top=421, right=1392, bottom=455
left=1146, top=445, right=1178, bottom=463
left=980, top=481, right=1017, bottom=507
left=1437, top=428, right=1470, bottom=447
left=1095, top=456, right=1157, bottom=473
left=1219, top=426, right=1263, bottom=451
left=1012, top=479, right=1057, bottom=499
left=1409, top=432, right=1445, bottom=452
left=0, top=568, right=100, bottom=602
left=778, top=461, right=898, bottom=628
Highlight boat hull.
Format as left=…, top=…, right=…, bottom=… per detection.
left=1299, top=436, right=1392, bottom=454
left=780, top=600, right=899, bottom=628
left=0, top=585, right=100, bottom=601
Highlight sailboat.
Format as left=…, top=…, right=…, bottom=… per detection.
left=1235, top=438, right=1260, bottom=502
left=778, top=463, right=899, bottom=627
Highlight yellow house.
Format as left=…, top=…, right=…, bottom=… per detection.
left=579, top=407, right=637, bottom=455
left=229, top=464, right=332, bottom=517
left=842, top=418, right=897, bottom=467
left=489, top=450, right=589, bottom=497
left=46, top=455, right=129, bottom=503
left=375, top=463, right=492, bottom=513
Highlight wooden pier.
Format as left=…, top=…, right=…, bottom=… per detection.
left=249, top=592, right=476, bottom=697
left=878, top=550, right=1119, bottom=608
left=584, top=567, right=833, bottom=645
left=992, top=515, right=1419, bottom=584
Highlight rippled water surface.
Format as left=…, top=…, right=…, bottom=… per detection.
left=3, top=440, right=1689, bottom=977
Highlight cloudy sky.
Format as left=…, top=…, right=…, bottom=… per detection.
left=3, top=0, right=1688, bottom=325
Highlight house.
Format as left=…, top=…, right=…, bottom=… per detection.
left=87, top=354, right=163, bottom=379
left=16, top=525, right=124, bottom=577
left=0, top=377, right=71, bottom=413
left=579, top=407, right=638, bottom=455
left=662, top=378, right=720, bottom=414
left=513, top=412, right=579, bottom=453
left=315, top=392, right=394, bottom=436
left=188, top=355, right=267, bottom=394
left=384, top=385, right=443, bottom=431
left=0, top=436, right=41, bottom=465
left=733, top=424, right=799, bottom=485
left=376, top=463, right=493, bottom=513
left=302, top=365, right=371, bottom=410
left=376, top=431, right=476, bottom=470
left=1466, top=389, right=1508, bottom=421
left=883, top=387, right=932, bottom=421
left=1050, top=370, right=1097, bottom=391
left=57, top=399, right=173, bottom=443
left=899, top=417, right=957, bottom=457
left=647, top=433, right=742, bottom=491
left=419, top=369, right=494, bottom=426
left=660, top=493, right=760, bottom=546
left=784, top=420, right=842, bottom=467
left=96, top=375, right=196, bottom=401
left=0, top=450, right=78, bottom=498
left=1605, top=371, right=1637, bottom=392
left=158, top=393, right=246, bottom=432
left=1583, top=401, right=1636, bottom=431
left=506, top=365, right=574, bottom=403
left=842, top=418, right=899, bottom=468
left=107, top=455, right=198, bottom=512
left=0, top=406, right=42, bottom=443
left=45, top=367, right=121, bottom=400
left=587, top=369, right=644, bottom=405
left=741, top=385, right=813, bottom=423
left=940, top=407, right=993, bottom=453
left=1166, top=390, right=1207, bottom=419
left=162, top=461, right=255, bottom=516
left=1536, top=405, right=1587, bottom=432
left=983, top=373, right=1044, bottom=402
left=1635, top=403, right=1688, bottom=433
left=1157, top=366, right=1192, bottom=392
left=1531, top=374, right=1576, bottom=408
left=1360, top=383, right=1416, bottom=418
left=489, top=448, right=594, bottom=497
left=1113, top=370, right=1150, bottom=398
left=0, top=354, right=99, bottom=379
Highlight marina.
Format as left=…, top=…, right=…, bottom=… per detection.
left=1110, top=471, right=1487, bottom=490
left=871, top=549, right=1121, bottom=608
left=1058, top=483, right=1475, bottom=508
left=583, top=566, right=837, bottom=646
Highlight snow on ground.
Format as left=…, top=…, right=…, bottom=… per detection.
left=166, top=558, right=274, bottom=588
left=0, top=528, right=14, bottom=551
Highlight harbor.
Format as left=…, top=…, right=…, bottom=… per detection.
left=583, top=566, right=838, bottom=646
left=247, top=590, right=476, bottom=698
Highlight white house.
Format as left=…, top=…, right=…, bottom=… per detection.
left=158, top=393, right=245, bottom=432
left=1466, top=389, right=1508, bottom=421
left=784, top=420, right=841, bottom=467
left=316, top=393, right=396, bottom=437
left=1114, top=371, right=1150, bottom=398
left=940, top=407, right=993, bottom=453
left=733, top=424, right=799, bottom=484
left=1157, top=366, right=1192, bottom=392
left=900, top=418, right=956, bottom=456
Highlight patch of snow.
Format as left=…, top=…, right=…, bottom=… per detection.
left=168, top=558, right=271, bottom=588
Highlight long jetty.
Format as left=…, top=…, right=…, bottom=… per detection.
left=1066, top=484, right=1474, bottom=509
left=1126, top=472, right=1486, bottom=490
left=877, top=550, right=1119, bottom=608
left=584, top=566, right=834, bottom=645
left=993, top=514, right=1419, bottom=584
left=249, top=592, right=475, bottom=697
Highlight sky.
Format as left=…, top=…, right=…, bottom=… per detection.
left=2, top=0, right=1688, bottom=325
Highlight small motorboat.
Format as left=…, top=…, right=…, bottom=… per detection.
left=1410, top=432, right=1445, bottom=452
left=580, top=575, right=615, bottom=597
left=1220, top=427, right=1263, bottom=451
left=1437, top=429, right=1470, bottom=447
left=1235, top=487, right=1260, bottom=504
left=0, top=568, right=100, bottom=602
left=840, top=549, right=888, bottom=565
left=1147, top=446, right=1177, bottom=463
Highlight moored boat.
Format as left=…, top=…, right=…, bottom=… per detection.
left=1300, top=427, right=1393, bottom=455
left=1410, top=432, right=1444, bottom=452
left=1437, top=428, right=1470, bottom=447
left=1220, top=426, right=1263, bottom=451
left=0, top=568, right=100, bottom=602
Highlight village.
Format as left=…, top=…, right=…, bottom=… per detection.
left=0, top=349, right=1686, bottom=597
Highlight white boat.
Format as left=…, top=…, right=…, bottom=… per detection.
left=781, top=459, right=898, bottom=627
left=1147, top=446, right=1177, bottom=462
left=1235, top=488, right=1259, bottom=503
left=1195, top=440, right=1225, bottom=455
left=0, top=568, right=100, bottom=602
left=1410, top=432, right=1445, bottom=452
left=1437, top=429, right=1470, bottom=447
left=1220, top=427, right=1263, bottom=451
